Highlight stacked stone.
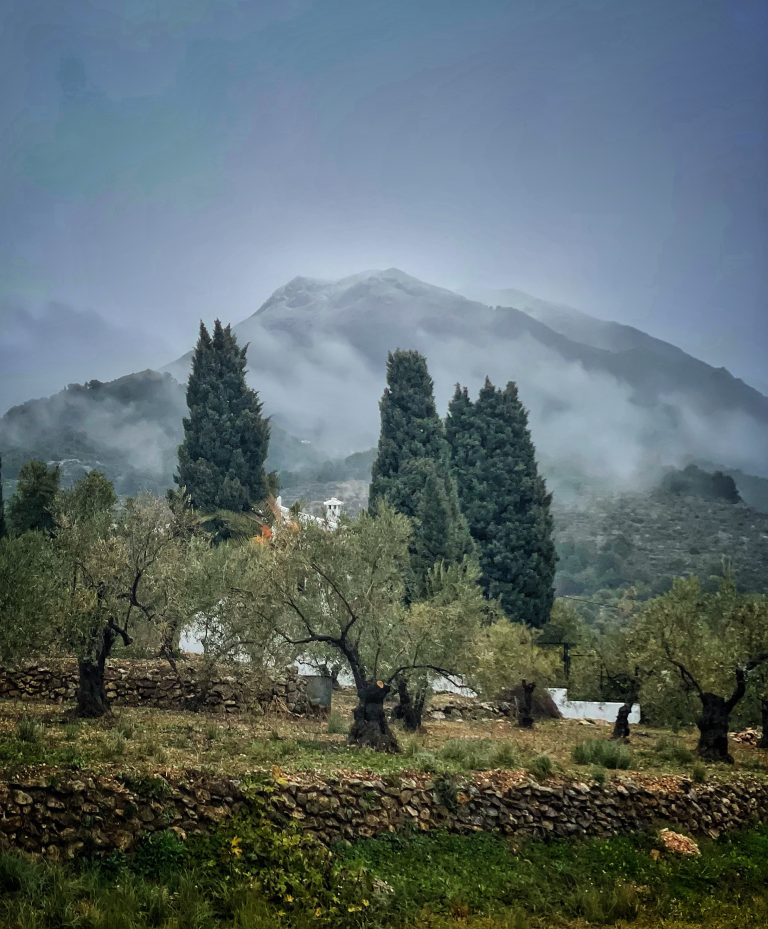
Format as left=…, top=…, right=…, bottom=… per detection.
left=0, top=659, right=310, bottom=715
left=427, top=699, right=512, bottom=722
left=270, top=774, right=768, bottom=846
left=3, top=770, right=765, bottom=859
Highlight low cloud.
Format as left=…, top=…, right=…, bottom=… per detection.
left=0, top=301, right=172, bottom=414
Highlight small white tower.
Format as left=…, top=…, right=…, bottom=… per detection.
left=324, top=497, right=343, bottom=523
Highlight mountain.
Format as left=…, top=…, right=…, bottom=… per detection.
left=460, top=285, right=685, bottom=357
left=464, top=284, right=768, bottom=423
left=4, top=268, right=767, bottom=501
left=166, top=268, right=768, bottom=489
left=0, top=370, right=321, bottom=495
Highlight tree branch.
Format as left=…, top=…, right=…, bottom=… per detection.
left=308, top=558, right=359, bottom=637
left=385, top=663, right=462, bottom=688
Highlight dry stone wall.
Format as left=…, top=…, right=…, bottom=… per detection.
left=0, top=659, right=314, bottom=715
left=1, top=768, right=766, bottom=860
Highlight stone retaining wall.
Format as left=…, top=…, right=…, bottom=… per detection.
left=2, top=767, right=766, bottom=859
left=0, top=659, right=314, bottom=715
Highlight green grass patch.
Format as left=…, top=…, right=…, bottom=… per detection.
left=653, top=734, right=696, bottom=765
left=526, top=753, right=556, bottom=780
left=572, top=738, right=633, bottom=769
left=326, top=712, right=347, bottom=735
left=342, top=826, right=768, bottom=928
left=0, top=817, right=767, bottom=928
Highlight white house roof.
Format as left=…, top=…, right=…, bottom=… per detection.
left=324, top=497, right=343, bottom=506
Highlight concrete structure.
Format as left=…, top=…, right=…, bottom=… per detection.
left=548, top=687, right=641, bottom=724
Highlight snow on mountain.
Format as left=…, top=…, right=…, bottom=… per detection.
left=164, top=269, right=768, bottom=487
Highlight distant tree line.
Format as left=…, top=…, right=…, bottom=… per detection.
left=661, top=464, right=741, bottom=504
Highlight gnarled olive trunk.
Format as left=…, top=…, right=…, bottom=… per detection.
left=349, top=680, right=400, bottom=752
left=76, top=655, right=111, bottom=718
left=519, top=679, right=536, bottom=729
left=393, top=676, right=427, bottom=732
left=671, top=662, right=753, bottom=764
left=612, top=703, right=632, bottom=741
left=696, top=692, right=735, bottom=763
left=75, top=619, right=131, bottom=718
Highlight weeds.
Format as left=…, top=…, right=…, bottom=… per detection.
left=573, top=739, right=632, bottom=769
left=653, top=735, right=695, bottom=765
left=437, top=739, right=521, bottom=771
left=326, top=712, right=347, bottom=735
left=102, top=733, right=127, bottom=760
left=526, top=754, right=555, bottom=780
left=15, top=718, right=42, bottom=743
left=114, top=718, right=136, bottom=740
left=692, top=762, right=707, bottom=783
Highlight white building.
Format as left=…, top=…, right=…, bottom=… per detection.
left=274, top=495, right=343, bottom=529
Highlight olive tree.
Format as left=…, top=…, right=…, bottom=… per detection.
left=628, top=577, right=768, bottom=762
left=164, top=536, right=298, bottom=706
left=0, top=531, right=66, bottom=666
left=57, top=492, right=192, bottom=717
left=467, top=620, right=558, bottom=727
left=231, top=506, right=486, bottom=751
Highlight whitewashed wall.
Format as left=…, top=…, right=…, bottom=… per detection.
left=548, top=688, right=641, bottom=723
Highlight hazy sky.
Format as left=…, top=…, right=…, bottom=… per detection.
left=1, top=0, right=767, bottom=410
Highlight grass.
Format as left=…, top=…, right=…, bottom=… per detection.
left=326, top=712, right=347, bottom=735
left=343, top=825, right=768, bottom=928
left=0, top=696, right=765, bottom=783
left=654, top=734, right=696, bottom=765
left=526, top=753, right=556, bottom=780
left=572, top=738, right=633, bottom=769
left=1, top=821, right=767, bottom=928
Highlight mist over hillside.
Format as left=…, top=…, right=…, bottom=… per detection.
left=0, top=371, right=321, bottom=496
left=3, top=269, right=767, bottom=509
left=165, top=269, right=768, bottom=493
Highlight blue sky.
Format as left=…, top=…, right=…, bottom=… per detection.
left=1, top=0, right=766, bottom=408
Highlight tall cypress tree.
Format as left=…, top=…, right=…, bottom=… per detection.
left=0, top=455, right=6, bottom=539
left=370, top=350, right=473, bottom=596
left=446, top=377, right=556, bottom=626
left=176, top=320, right=270, bottom=511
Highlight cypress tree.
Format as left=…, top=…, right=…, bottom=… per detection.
left=7, top=459, right=60, bottom=535
left=370, top=350, right=473, bottom=596
left=0, top=455, right=6, bottom=539
left=446, top=377, right=556, bottom=626
left=176, top=320, right=270, bottom=511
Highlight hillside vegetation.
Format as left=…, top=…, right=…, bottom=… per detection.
left=554, top=490, right=768, bottom=597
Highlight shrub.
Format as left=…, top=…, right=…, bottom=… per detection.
left=692, top=762, right=707, bottom=784
left=326, top=712, right=346, bottom=735
left=15, top=718, right=41, bottom=744
left=653, top=735, right=694, bottom=765
left=572, top=739, right=632, bottom=769
left=131, top=830, right=186, bottom=879
left=526, top=754, right=555, bottom=780
left=490, top=741, right=520, bottom=769
left=192, top=813, right=374, bottom=926
left=414, top=751, right=450, bottom=774
left=433, top=772, right=459, bottom=812
left=437, top=739, right=520, bottom=771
